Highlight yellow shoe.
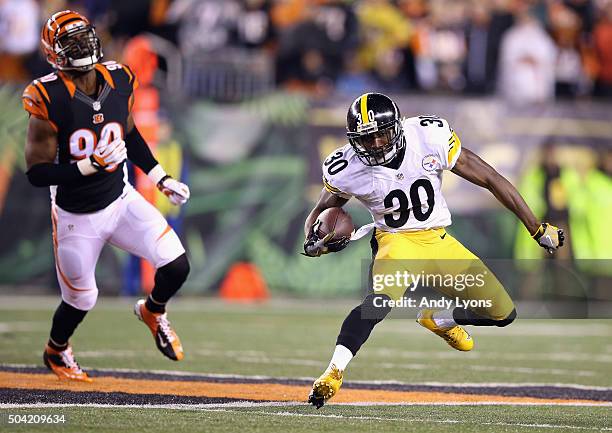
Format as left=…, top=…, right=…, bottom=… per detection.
left=43, top=344, right=92, bottom=382
left=417, top=309, right=474, bottom=351
left=308, top=364, right=343, bottom=409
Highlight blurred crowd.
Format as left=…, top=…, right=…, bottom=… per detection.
left=2, top=0, right=612, bottom=103
left=514, top=144, right=612, bottom=299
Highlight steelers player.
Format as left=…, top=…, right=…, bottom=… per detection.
left=303, top=93, right=564, bottom=407
left=22, top=10, right=191, bottom=381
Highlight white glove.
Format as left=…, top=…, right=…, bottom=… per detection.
left=157, top=175, right=190, bottom=206
left=91, top=137, right=127, bottom=171
left=532, top=222, right=565, bottom=254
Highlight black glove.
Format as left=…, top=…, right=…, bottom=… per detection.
left=303, top=220, right=350, bottom=257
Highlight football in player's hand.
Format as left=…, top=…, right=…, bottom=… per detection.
left=316, top=207, right=354, bottom=242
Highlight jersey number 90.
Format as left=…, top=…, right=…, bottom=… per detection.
left=69, top=122, right=123, bottom=172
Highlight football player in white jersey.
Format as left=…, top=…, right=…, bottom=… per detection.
left=303, top=93, right=564, bottom=408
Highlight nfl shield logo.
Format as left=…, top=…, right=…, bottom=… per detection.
left=93, top=101, right=101, bottom=111
left=93, top=113, right=104, bottom=124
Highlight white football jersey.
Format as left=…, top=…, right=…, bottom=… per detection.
left=322, top=116, right=462, bottom=232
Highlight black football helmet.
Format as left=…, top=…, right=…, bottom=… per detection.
left=346, top=93, right=404, bottom=166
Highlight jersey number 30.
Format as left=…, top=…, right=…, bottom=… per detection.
left=384, top=179, right=435, bottom=227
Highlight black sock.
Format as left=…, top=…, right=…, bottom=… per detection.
left=144, top=294, right=166, bottom=314
left=452, top=307, right=517, bottom=327
left=336, top=294, right=391, bottom=355
left=49, top=301, right=88, bottom=349
left=145, top=254, right=190, bottom=313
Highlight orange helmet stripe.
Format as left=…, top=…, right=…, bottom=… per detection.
left=56, top=13, right=90, bottom=39
left=43, top=10, right=90, bottom=45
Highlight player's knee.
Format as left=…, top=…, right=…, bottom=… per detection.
left=361, top=293, right=392, bottom=322
left=160, top=253, right=190, bottom=285
left=495, top=308, right=517, bottom=327
left=57, top=246, right=87, bottom=282
left=62, top=290, right=98, bottom=311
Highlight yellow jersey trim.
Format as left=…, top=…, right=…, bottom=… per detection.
left=448, top=130, right=461, bottom=166
left=322, top=176, right=343, bottom=195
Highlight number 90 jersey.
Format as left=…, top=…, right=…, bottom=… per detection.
left=322, top=116, right=462, bottom=232
left=22, top=61, right=137, bottom=213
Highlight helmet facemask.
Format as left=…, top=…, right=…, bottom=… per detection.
left=52, top=25, right=102, bottom=72
left=348, top=120, right=405, bottom=166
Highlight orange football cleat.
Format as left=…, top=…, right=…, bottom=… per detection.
left=43, top=344, right=92, bottom=382
left=134, top=299, right=184, bottom=361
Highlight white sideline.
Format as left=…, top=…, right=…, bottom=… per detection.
left=1, top=401, right=612, bottom=409
left=0, top=403, right=611, bottom=431
left=208, top=408, right=612, bottom=431
left=2, top=363, right=611, bottom=391
left=19, top=346, right=605, bottom=377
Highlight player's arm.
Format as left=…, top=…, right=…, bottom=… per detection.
left=451, top=147, right=564, bottom=252
left=25, top=117, right=124, bottom=186
left=304, top=188, right=349, bottom=237
left=125, top=109, right=190, bottom=206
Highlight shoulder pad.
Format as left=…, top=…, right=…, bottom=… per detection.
left=96, top=61, right=139, bottom=93
left=321, top=144, right=370, bottom=198
left=22, top=78, right=54, bottom=121
left=404, top=116, right=461, bottom=169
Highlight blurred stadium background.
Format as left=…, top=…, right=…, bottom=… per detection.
left=0, top=0, right=611, bottom=301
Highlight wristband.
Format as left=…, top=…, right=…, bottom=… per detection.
left=77, top=158, right=98, bottom=176
left=147, top=164, right=167, bottom=185
left=531, top=224, right=545, bottom=239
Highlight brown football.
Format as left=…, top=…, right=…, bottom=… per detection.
left=316, top=207, right=354, bottom=241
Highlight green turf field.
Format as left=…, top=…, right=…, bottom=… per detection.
left=2, top=405, right=611, bottom=433
left=0, top=296, right=610, bottom=432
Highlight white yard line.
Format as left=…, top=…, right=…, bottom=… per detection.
left=0, top=322, right=46, bottom=333
left=218, top=408, right=612, bottom=431
left=1, top=401, right=611, bottom=409
left=0, top=403, right=610, bottom=430
left=28, top=350, right=599, bottom=377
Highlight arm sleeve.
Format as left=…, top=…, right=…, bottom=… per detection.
left=26, top=163, right=83, bottom=187
left=445, top=128, right=462, bottom=169
left=322, top=175, right=351, bottom=199
left=426, top=118, right=462, bottom=170
left=321, top=147, right=355, bottom=199
left=126, top=126, right=158, bottom=174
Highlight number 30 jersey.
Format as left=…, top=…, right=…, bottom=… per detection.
left=22, top=61, right=138, bottom=213
left=322, top=116, right=462, bottom=232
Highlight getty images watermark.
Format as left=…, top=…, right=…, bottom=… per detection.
left=371, top=270, right=493, bottom=309
left=359, top=258, right=612, bottom=319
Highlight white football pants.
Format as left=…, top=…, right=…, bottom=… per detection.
left=50, top=186, right=185, bottom=310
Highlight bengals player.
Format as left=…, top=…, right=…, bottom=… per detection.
left=23, top=10, right=190, bottom=381
left=303, top=93, right=565, bottom=408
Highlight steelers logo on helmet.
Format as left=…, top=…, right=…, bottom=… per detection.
left=41, top=10, right=102, bottom=72
left=346, top=93, right=405, bottom=166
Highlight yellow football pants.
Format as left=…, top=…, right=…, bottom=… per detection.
left=371, top=228, right=515, bottom=320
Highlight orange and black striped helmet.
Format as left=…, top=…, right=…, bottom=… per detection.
left=41, top=10, right=102, bottom=72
